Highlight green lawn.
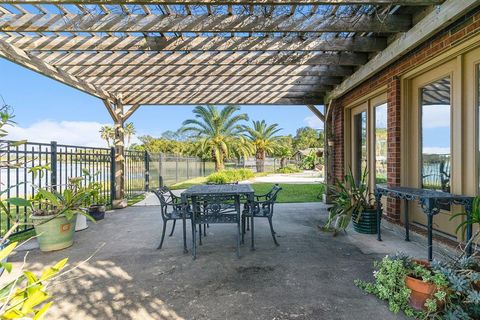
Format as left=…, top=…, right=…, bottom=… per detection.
left=252, top=183, right=323, bottom=203
left=169, top=177, right=324, bottom=203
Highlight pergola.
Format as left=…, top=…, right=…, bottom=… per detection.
left=0, top=0, right=475, bottom=206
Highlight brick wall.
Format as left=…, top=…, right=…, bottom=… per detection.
left=328, top=7, right=480, bottom=222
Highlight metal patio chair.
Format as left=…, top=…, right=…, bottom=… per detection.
left=152, top=186, right=190, bottom=250
left=190, top=194, right=242, bottom=259
left=242, top=184, right=282, bottom=246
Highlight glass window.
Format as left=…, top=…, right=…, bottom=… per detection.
left=353, top=111, right=367, bottom=183
left=421, top=77, right=451, bottom=193
left=375, top=103, right=388, bottom=185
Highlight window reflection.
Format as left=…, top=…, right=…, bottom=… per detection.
left=353, top=111, right=367, bottom=183
left=375, top=103, right=388, bottom=185
left=421, top=77, right=451, bottom=193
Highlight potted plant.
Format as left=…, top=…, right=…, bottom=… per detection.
left=324, top=168, right=379, bottom=235
left=88, top=195, right=107, bottom=221
left=30, top=177, right=94, bottom=251
left=356, top=253, right=480, bottom=319
left=404, top=258, right=448, bottom=311
left=83, top=170, right=107, bottom=221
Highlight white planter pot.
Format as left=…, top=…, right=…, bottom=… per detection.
left=75, top=214, right=88, bottom=232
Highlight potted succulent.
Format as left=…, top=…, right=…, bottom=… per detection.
left=324, top=168, right=379, bottom=235
left=30, top=177, right=94, bottom=251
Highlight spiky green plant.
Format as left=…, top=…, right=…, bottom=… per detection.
left=324, top=168, right=375, bottom=235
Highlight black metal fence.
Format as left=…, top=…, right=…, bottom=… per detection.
left=0, top=140, right=212, bottom=237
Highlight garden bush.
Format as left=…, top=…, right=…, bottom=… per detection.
left=275, top=166, right=302, bottom=174
left=206, top=169, right=254, bottom=184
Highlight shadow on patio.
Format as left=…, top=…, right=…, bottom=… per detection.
left=6, top=198, right=432, bottom=320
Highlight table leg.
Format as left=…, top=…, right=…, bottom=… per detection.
left=375, top=192, right=382, bottom=241
left=466, top=203, right=473, bottom=257
left=251, top=216, right=255, bottom=251
left=181, top=195, right=188, bottom=254
left=404, top=199, right=410, bottom=242
left=427, top=214, right=433, bottom=261
left=183, top=214, right=188, bottom=254
left=249, top=194, right=255, bottom=251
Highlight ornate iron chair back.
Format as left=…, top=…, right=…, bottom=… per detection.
left=152, top=187, right=183, bottom=220
left=191, top=194, right=241, bottom=224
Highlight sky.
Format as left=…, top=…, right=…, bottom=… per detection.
left=0, top=59, right=324, bottom=148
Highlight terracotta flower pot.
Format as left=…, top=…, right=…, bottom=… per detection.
left=405, top=275, right=438, bottom=310
left=474, top=281, right=480, bottom=291
left=405, top=259, right=444, bottom=311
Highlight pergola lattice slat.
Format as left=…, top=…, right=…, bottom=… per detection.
left=60, top=64, right=354, bottom=77
left=98, top=83, right=331, bottom=93
left=0, top=0, right=445, bottom=107
left=0, top=13, right=412, bottom=33
left=1, top=35, right=387, bottom=52
left=34, top=51, right=367, bottom=66
left=121, top=91, right=324, bottom=105
left=83, top=75, right=338, bottom=86
left=0, top=1, right=443, bottom=5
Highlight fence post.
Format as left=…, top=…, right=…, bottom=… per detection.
left=175, top=156, right=179, bottom=183
left=273, top=159, right=276, bottom=172
left=144, top=151, right=150, bottom=192
left=110, top=147, right=116, bottom=206
left=186, top=158, right=189, bottom=180
left=159, top=154, right=163, bottom=187
left=203, top=161, right=206, bottom=176
left=50, top=141, right=57, bottom=190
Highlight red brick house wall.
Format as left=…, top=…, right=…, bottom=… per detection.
left=328, top=7, right=480, bottom=222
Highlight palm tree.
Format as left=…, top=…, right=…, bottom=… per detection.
left=124, top=122, right=136, bottom=148
left=243, top=120, right=282, bottom=172
left=99, top=125, right=114, bottom=147
left=181, top=105, right=249, bottom=171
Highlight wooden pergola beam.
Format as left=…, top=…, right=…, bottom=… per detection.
left=0, top=38, right=113, bottom=100
left=307, top=104, right=325, bottom=122
left=327, top=0, right=480, bottom=100
left=36, top=51, right=367, bottom=66
left=121, top=91, right=324, bottom=105
left=0, top=12, right=411, bottom=33
left=62, top=64, right=354, bottom=78
left=82, top=75, right=340, bottom=86
left=0, top=1, right=443, bottom=5
left=1, top=35, right=387, bottom=53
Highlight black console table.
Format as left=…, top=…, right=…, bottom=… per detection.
left=374, top=186, right=473, bottom=261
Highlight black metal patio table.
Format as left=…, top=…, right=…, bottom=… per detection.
left=181, top=184, right=255, bottom=253
left=374, top=185, right=473, bottom=261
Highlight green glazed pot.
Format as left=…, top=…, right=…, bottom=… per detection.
left=352, top=208, right=379, bottom=234
left=32, top=214, right=76, bottom=252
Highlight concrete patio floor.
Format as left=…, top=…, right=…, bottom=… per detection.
left=7, top=197, right=449, bottom=320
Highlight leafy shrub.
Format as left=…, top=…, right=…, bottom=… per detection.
left=206, top=169, right=254, bottom=184
left=275, top=166, right=302, bottom=174
left=300, top=151, right=316, bottom=170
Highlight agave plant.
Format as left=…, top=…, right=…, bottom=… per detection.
left=324, top=168, right=375, bottom=235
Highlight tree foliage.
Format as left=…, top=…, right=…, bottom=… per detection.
left=180, top=105, right=251, bottom=171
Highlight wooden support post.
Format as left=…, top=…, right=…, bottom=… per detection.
left=323, top=101, right=334, bottom=204
left=112, top=102, right=127, bottom=209
left=102, top=99, right=141, bottom=208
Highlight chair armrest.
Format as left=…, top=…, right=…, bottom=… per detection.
left=254, top=194, right=270, bottom=201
